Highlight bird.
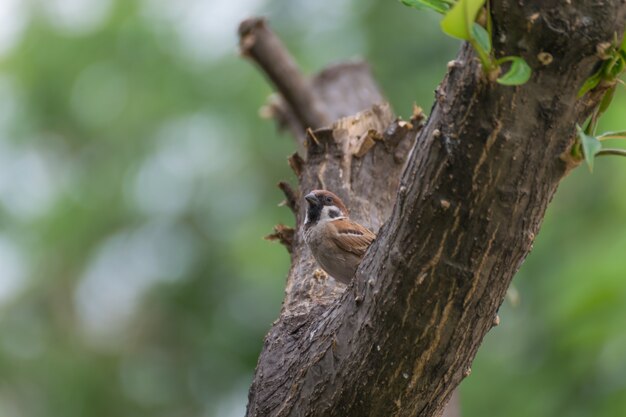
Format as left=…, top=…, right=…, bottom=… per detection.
left=303, top=190, right=376, bottom=285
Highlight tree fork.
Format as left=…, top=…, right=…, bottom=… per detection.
left=239, top=2, right=626, bottom=416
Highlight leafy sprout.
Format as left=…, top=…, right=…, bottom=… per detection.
left=576, top=125, right=626, bottom=172
left=401, top=0, right=532, bottom=85
left=402, top=1, right=626, bottom=173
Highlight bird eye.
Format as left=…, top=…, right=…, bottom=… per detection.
left=325, top=196, right=332, bottom=204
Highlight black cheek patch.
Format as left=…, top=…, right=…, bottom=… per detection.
left=328, top=209, right=341, bottom=219
left=306, top=204, right=322, bottom=224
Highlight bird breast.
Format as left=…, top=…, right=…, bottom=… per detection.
left=304, top=222, right=361, bottom=285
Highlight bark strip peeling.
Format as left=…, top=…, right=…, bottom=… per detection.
left=241, top=2, right=626, bottom=416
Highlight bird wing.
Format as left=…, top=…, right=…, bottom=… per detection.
left=329, top=218, right=376, bottom=257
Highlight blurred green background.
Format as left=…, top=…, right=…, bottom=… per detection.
left=0, top=0, right=624, bottom=416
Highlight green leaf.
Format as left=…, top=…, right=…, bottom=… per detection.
left=578, top=69, right=603, bottom=97
left=496, top=57, right=532, bottom=85
left=577, top=124, right=602, bottom=172
left=604, top=52, right=626, bottom=78
left=400, top=0, right=453, bottom=14
left=440, top=0, right=486, bottom=40
left=613, top=54, right=626, bottom=75
left=598, top=130, right=626, bottom=139
left=598, top=85, right=617, bottom=114
left=621, top=33, right=626, bottom=52
left=471, top=23, right=491, bottom=54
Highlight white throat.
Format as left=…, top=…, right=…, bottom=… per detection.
left=304, top=204, right=346, bottom=227
left=319, top=205, right=345, bottom=223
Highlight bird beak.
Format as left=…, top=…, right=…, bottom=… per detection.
left=304, top=192, right=318, bottom=205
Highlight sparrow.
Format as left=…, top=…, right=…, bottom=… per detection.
left=303, top=190, right=376, bottom=285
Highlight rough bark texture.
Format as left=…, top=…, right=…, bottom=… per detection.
left=241, top=2, right=626, bottom=416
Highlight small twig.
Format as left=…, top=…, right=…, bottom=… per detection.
left=264, top=224, right=295, bottom=254
left=596, top=148, right=626, bottom=157
left=238, top=18, right=329, bottom=131
left=288, top=152, right=304, bottom=177
left=278, top=181, right=298, bottom=214
left=261, top=95, right=306, bottom=142
left=305, top=127, right=321, bottom=147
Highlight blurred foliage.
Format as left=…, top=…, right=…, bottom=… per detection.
left=0, top=0, right=624, bottom=416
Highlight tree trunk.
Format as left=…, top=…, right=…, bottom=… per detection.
left=239, top=2, right=626, bottom=416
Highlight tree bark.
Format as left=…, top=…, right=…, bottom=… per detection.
left=240, top=2, right=626, bottom=416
